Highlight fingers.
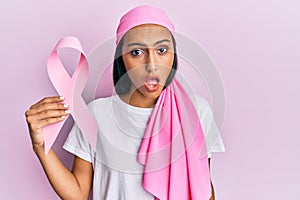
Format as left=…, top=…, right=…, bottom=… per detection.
left=28, top=115, right=67, bottom=134
left=30, top=96, right=65, bottom=109
left=26, top=101, right=69, bottom=117
left=27, top=108, right=70, bottom=121
left=25, top=96, right=70, bottom=133
left=25, top=96, right=71, bottom=149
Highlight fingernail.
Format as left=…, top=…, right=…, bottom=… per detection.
left=65, top=110, right=71, bottom=114
left=60, top=116, right=66, bottom=119
left=63, top=103, right=69, bottom=108
left=59, top=96, right=65, bottom=100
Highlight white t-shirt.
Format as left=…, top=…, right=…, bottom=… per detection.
left=63, top=95, right=225, bottom=200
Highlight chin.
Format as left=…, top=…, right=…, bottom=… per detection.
left=139, top=85, right=164, bottom=99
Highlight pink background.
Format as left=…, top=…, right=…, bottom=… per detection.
left=1, top=0, right=299, bottom=199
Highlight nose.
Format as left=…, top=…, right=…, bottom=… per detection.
left=145, top=50, right=157, bottom=73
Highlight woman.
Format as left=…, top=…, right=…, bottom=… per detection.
left=25, top=5, right=225, bottom=200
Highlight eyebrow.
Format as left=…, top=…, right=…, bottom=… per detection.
left=127, top=39, right=171, bottom=47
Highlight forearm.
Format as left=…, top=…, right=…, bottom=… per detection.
left=34, top=146, right=85, bottom=200
left=210, top=181, right=215, bottom=200
left=26, top=96, right=90, bottom=199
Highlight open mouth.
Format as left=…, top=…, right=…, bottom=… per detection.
left=144, top=76, right=160, bottom=92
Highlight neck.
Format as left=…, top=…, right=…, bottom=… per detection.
left=119, top=89, right=157, bottom=108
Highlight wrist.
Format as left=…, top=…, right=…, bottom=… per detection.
left=32, top=143, right=45, bottom=155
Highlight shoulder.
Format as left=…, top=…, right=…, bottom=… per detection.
left=85, top=96, right=116, bottom=118
left=87, top=96, right=115, bottom=110
left=189, top=94, right=211, bottom=118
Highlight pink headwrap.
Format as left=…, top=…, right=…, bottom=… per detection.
left=116, top=5, right=211, bottom=200
left=116, top=5, right=175, bottom=46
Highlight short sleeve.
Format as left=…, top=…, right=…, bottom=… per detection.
left=190, top=95, right=226, bottom=158
left=63, top=123, right=95, bottom=163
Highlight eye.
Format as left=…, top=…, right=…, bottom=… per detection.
left=157, top=47, right=168, bottom=55
left=130, top=49, right=143, bottom=56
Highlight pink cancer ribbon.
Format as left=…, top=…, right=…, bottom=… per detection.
left=43, top=36, right=98, bottom=154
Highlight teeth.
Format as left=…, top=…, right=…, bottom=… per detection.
left=145, top=77, right=159, bottom=90
left=147, top=78, right=158, bottom=85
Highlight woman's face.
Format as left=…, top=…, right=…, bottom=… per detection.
left=121, top=24, right=175, bottom=100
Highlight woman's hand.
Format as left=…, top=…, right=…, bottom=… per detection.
left=25, top=96, right=93, bottom=199
left=25, top=96, right=70, bottom=150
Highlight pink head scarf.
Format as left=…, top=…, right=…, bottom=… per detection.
left=116, top=5, right=211, bottom=200
left=116, top=5, right=175, bottom=46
